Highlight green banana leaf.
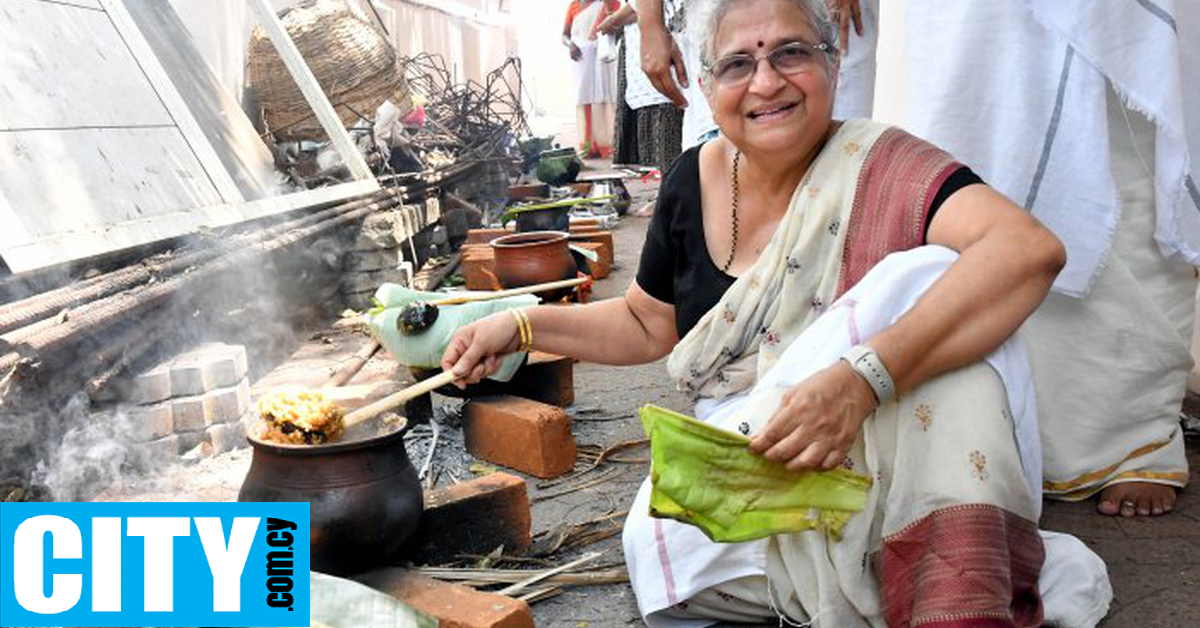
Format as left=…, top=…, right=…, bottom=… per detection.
left=640, top=404, right=872, bottom=543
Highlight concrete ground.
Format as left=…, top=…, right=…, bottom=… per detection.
left=525, top=170, right=1200, bottom=627
left=110, top=162, right=1197, bottom=626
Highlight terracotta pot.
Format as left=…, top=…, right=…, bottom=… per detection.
left=238, top=426, right=423, bottom=576
left=491, top=231, right=578, bottom=300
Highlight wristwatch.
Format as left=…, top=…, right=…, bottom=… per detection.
left=840, top=344, right=895, bottom=405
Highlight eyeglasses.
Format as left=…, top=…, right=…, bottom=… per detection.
left=704, top=41, right=831, bottom=88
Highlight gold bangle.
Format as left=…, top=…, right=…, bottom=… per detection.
left=517, top=308, right=534, bottom=353
left=509, top=309, right=529, bottom=353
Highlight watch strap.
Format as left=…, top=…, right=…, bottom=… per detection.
left=841, top=344, right=895, bottom=405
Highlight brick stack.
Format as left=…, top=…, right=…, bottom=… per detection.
left=123, top=343, right=251, bottom=463
left=342, top=210, right=410, bottom=310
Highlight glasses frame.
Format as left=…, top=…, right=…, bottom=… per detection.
left=703, top=40, right=832, bottom=88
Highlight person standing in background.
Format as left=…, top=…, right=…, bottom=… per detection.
left=600, top=1, right=685, bottom=215
left=905, top=0, right=1200, bottom=518
left=564, top=0, right=623, bottom=158
left=827, top=0, right=877, bottom=119
left=601, top=2, right=685, bottom=173
left=634, top=0, right=717, bottom=149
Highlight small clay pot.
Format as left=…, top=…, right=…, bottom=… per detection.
left=491, top=231, right=577, bottom=300
left=238, top=426, right=423, bottom=576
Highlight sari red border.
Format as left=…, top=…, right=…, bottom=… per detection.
left=873, top=504, right=1044, bottom=628
left=837, top=128, right=962, bottom=298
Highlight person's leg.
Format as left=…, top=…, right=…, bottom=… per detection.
left=1030, top=85, right=1193, bottom=517
left=1095, top=86, right=1195, bottom=516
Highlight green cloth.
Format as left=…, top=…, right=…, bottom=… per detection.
left=640, top=404, right=872, bottom=543
left=367, top=284, right=537, bottom=382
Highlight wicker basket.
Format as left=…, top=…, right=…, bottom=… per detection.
left=247, top=0, right=410, bottom=142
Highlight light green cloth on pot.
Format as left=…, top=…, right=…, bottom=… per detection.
left=367, top=284, right=537, bottom=382
left=640, top=404, right=872, bottom=542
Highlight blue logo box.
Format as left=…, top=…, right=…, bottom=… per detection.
left=0, top=502, right=310, bottom=627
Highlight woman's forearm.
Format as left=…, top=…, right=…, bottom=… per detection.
left=525, top=294, right=677, bottom=366
left=635, top=0, right=665, bottom=29
left=871, top=208, right=1065, bottom=394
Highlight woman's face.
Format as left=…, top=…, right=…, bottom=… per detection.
left=705, top=0, right=836, bottom=157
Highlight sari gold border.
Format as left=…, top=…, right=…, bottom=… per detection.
left=1055, top=470, right=1189, bottom=501
left=1042, top=437, right=1181, bottom=495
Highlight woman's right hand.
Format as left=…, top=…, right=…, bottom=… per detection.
left=440, top=312, right=521, bottom=388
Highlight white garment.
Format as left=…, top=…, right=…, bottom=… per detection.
left=831, top=0, right=879, bottom=120
left=572, top=2, right=618, bottom=106
left=1028, top=86, right=1195, bottom=498
left=678, top=33, right=718, bottom=150
left=623, top=23, right=673, bottom=110
left=624, top=247, right=1111, bottom=628
left=905, top=0, right=1200, bottom=297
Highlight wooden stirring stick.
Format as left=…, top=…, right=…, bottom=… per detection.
left=343, top=369, right=459, bottom=428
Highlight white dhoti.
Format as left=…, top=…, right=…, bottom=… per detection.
left=904, top=0, right=1199, bottom=501
left=1029, top=89, right=1195, bottom=499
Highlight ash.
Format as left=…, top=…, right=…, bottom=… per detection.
left=401, top=401, right=479, bottom=488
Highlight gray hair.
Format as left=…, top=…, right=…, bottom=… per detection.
left=687, top=0, right=839, bottom=69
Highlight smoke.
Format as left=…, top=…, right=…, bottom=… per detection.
left=1, top=216, right=355, bottom=503
left=31, top=395, right=134, bottom=502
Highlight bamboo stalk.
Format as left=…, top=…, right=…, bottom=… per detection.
left=0, top=192, right=405, bottom=374
left=497, top=551, right=601, bottom=597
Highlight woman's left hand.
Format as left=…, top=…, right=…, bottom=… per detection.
left=748, top=361, right=877, bottom=471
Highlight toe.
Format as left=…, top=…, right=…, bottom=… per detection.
left=1097, top=499, right=1120, bottom=516
left=1120, top=501, right=1137, bottom=517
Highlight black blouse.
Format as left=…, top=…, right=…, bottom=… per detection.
left=635, top=145, right=982, bottom=337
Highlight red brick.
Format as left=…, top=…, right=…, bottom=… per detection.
left=406, top=472, right=532, bottom=564
left=461, top=244, right=500, bottom=291
left=572, top=241, right=610, bottom=279
left=355, top=568, right=534, bottom=628
left=509, top=352, right=574, bottom=407
left=569, top=230, right=613, bottom=272
left=569, top=217, right=602, bottom=231
left=466, top=227, right=512, bottom=245
left=463, top=396, right=576, bottom=478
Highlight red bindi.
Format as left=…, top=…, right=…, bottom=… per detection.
left=757, top=40, right=765, bottom=48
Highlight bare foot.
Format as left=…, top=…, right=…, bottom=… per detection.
left=634, top=199, right=656, bottom=217
left=1096, top=482, right=1177, bottom=517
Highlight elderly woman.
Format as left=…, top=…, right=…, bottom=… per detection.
left=445, top=0, right=1073, bottom=625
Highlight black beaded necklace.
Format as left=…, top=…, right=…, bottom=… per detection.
left=722, top=149, right=741, bottom=273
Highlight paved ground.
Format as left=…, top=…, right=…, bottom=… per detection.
left=113, top=164, right=1197, bottom=626
left=525, top=169, right=1200, bottom=627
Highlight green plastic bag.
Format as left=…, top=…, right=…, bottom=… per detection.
left=367, top=284, right=537, bottom=382
left=640, top=404, right=872, bottom=542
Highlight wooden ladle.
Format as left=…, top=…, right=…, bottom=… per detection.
left=343, top=369, right=460, bottom=429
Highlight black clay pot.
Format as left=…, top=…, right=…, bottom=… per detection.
left=514, top=207, right=570, bottom=232
left=238, top=426, right=423, bottom=576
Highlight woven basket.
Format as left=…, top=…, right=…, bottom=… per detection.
left=247, top=0, right=410, bottom=141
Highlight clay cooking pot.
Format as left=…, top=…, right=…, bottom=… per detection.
left=491, top=231, right=578, bottom=300
left=238, top=424, right=423, bottom=576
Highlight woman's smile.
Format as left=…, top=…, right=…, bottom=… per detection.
left=746, top=100, right=801, bottom=122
